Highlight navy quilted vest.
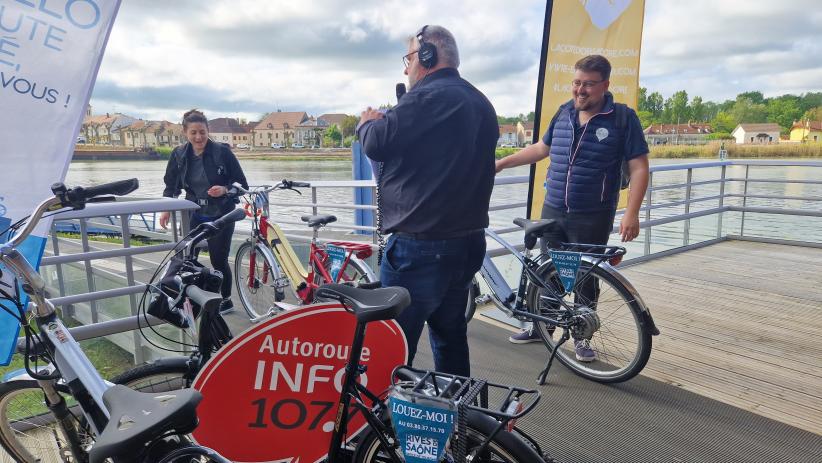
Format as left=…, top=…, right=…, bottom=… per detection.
left=545, top=94, right=626, bottom=212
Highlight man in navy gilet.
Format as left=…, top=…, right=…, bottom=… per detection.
left=495, top=55, right=649, bottom=360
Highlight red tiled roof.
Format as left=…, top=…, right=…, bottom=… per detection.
left=791, top=121, right=822, bottom=131
left=499, top=124, right=517, bottom=134
left=255, top=112, right=308, bottom=130
left=318, top=113, right=348, bottom=127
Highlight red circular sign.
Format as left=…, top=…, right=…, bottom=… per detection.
left=191, top=303, right=408, bottom=463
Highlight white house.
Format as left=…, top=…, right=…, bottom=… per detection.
left=732, top=123, right=781, bottom=144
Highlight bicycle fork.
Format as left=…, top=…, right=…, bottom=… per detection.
left=37, top=379, right=90, bottom=462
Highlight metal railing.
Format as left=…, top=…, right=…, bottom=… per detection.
left=35, top=198, right=198, bottom=363
left=23, top=159, right=821, bottom=366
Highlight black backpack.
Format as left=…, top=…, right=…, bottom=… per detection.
left=549, top=103, right=631, bottom=189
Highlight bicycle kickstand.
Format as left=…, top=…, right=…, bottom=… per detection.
left=537, top=331, right=570, bottom=385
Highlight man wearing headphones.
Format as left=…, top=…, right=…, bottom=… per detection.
left=357, top=25, right=498, bottom=376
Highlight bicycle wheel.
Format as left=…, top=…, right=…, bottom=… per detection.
left=151, top=441, right=231, bottom=463
left=234, top=241, right=285, bottom=319
left=526, top=261, right=652, bottom=383
left=465, top=277, right=480, bottom=322
left=323, top=255, right=376, bottom=286
left=0, top=360, right=189, bottom=462
left=352, top=410, right=546, bottom=463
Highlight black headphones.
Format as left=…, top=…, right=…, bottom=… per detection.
left=416, top=25, right=438, bottom=69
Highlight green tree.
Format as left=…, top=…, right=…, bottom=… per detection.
left=637, top=87, right=648, bottom=112
left=689, top=96, right=706, bottom=122
left=323, top=124, right=342, bottom=147
left=730, top=98, right=767, bottom=124
left=668, top=90, right=690, bottom=123
left=340, top=115, right=359, bottom=138
left=646, top=91, right=664, bottom=118
left=711, top=111, right=736, bottom=133
left=636, top=110, right=654, bottom=129
left=800, top=92, right=822, bottom=113
left=766, top=95, right=803, bottom=132
left=736, top=91, right=765, bottom=105
left=526, top=111, right=535, bottom=121
left=802, top=106, right=822, bottom=122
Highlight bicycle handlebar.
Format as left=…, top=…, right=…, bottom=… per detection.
left=185, top=285, right=223, bottom=313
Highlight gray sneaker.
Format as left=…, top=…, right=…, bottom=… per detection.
left=574, top=339, right=597, bottom=362
left=508, top=328, right=541, bottom=344
left=219, top=298, right=235, bottom=315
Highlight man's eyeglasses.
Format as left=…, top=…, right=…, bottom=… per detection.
left=571, top=79, right=604, bottom=89
left=402, top=51, right=418, bottom=68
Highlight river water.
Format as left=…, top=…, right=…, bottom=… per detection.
left=65, top=157, right=822, bottom=257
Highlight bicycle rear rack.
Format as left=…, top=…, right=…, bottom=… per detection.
left=391, top=365, right=541, bottom=422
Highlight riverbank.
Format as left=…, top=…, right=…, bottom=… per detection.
left=494, top=142, right=822, bottom=159
left=74, top=143, right=822, bottom=162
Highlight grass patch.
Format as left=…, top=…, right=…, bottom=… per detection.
left=56, top=232, right=162, bottom=246
left=0, top=318, right=135, bottom=382
left=649, top=142, right=822, bottom=159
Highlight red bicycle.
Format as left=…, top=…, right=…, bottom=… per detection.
left=232, top=180, right=377, bottom=322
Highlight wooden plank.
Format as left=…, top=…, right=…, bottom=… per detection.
left=618, top=241, right=822, bottom=435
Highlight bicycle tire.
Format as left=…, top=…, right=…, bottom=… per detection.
left=234, top=241, right=285, bottom=320
left=465, top=277, right=480, bottom=322
left=0, top=360, right=189, bottom=462
left=352, top=409, right=546, bottom=463
left=526, top=260, right=652, bottom=383
left=152, top=441, right=231, bottom=463
left=335, top=256, right=376, bottom=286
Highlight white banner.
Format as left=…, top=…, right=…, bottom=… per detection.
left=0, top=0, right=121, bottom=364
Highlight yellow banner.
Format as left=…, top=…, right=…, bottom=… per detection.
left=528, top=0, right=646, bottom=218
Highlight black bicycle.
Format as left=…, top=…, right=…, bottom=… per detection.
left=315, top=284, right=550, bottom=463
left=466, top=218, right=660, bottom=383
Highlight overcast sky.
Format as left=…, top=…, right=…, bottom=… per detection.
left=89, top=0, right=822, bottom=122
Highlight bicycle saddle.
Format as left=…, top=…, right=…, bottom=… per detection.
left=89, top=385, right=202, bottom=463
left=315, top=284, right=410, bottom=323
left=513, top=218, right=559, bottom=250
left=301, top=214, right=337, bottom=228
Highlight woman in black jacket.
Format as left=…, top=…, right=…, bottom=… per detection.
left=159, top=109, right=249, bottom=313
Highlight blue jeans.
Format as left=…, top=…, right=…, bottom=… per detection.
left=380, top=231, right=485, bottom=376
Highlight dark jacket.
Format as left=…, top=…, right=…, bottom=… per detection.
left=162, top=139, right=249, bottom=213
left=358, top=68, right=498, bottom=234
left=544, top=92, right=648, bottom=212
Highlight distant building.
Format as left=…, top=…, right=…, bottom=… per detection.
left=517, top=121, right=534, bottom=146
left=318, top=113, right=348, bottom=129
left=498, top=124, right=518, bottom=146
left=789, top=120, right=822, bottom=143
left=731, top=123, right=781, bottom=144
left=253, top=111, right=308, bottom=147
left=644, top=122, right=712, bottom=145
left=209, top=117, right=249, bottom=147
left=81, top=113, right=136, bottom=145
left=295, top=117, right=329, bottom=146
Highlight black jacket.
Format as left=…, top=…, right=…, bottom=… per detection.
left=162, top=139, right=249, bottom=211
left=357, top=68, right=498, bottom=234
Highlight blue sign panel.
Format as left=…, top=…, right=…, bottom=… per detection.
left=326, top=244, right=347, bottom=282
left=389, top=394, right=457, bottom=463
left=550, top=250, right=582, bottom=293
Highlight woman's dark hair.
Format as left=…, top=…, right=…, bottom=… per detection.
left=182, top=109, right=208, bottom=130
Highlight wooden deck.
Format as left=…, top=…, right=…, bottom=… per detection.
left=620, top=240, right=822, bottom=435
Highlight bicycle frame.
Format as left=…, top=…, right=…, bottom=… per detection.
left=241, top=187, right=376, bottom=304
left=478, top=229, right=653, bottom=327
left=0, top=197, right=112, bottom=442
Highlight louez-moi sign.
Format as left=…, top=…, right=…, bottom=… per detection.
left=192, top=304, right=408, bottom=463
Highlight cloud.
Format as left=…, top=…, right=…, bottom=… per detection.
left=87, top=0, right=821, bottom=121
left=640, top=0, right=822, bottom=100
